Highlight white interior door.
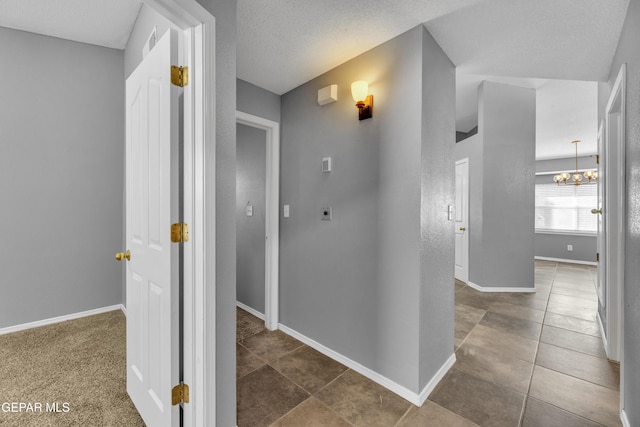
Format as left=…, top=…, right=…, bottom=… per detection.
left=455, top=159, right=469, bottom=282
left=596, top=121, right=606, bottom=308
left=125, top=30, right=180, bottom=427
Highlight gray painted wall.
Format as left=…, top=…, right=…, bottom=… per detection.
left=535, top=156, right=597, bottom=263
left=0, top=27, right=124, bottom=328
left=479, top=82, right=536, bottom=288
left=418, top=26, right=456, bottom=389
left=480, top=82, right=535, bottom=288
left=280, top=25, right=454, bottom=393
left=455, top=82, right=535, bottom=289
left=534, top=234, right=596, bottom=263
left=236, top=124, right=267, bottom=313
left=606, top=1, right=640, bottom=424
left=237, top=79, right=281, bottom=122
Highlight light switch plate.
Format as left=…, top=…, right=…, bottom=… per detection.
left=321, top=206, right=332, bottom=221
left=246, top=205, right=253, bottom=217
left=284, top=205, right=290, bottom=218
left=322, top=157, right=332, bottom=173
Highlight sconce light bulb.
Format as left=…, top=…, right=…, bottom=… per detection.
left=351, top=80, right=368, bottom=102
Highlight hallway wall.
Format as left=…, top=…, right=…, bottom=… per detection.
left=455, top=82, right=536, bottom=290
left=279, top=25, right=455, bottom=394
left=606, top=0, right=640, bottom=424
left=236, top=124, right=267, bottom=313
left=0, top=27, right=124, bottom=329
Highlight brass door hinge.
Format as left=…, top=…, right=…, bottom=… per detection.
left=172, top=382, right=189, bottom=405
left=171, top=66, right=188, bottom=87
left=596, top=252, right=600, bottom=262
left=171, top=223, right=189, bottom=243
left=596, top=154, right=600, bottom=165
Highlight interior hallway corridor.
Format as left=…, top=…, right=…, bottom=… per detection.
left=236, top=260, right=620, bottom=426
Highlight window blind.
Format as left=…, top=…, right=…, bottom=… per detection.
left=535, top=181, right=597, bottom=233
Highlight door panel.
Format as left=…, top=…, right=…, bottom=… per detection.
left=596, top=121, right=605, bottom=308
left=125, top=30, right=180, bottom=427
left=455, top=159, right=469, bottom=282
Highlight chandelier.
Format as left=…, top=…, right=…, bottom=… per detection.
left=553, top=140, right=598, bottom=185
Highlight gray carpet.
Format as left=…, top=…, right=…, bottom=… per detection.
left=0, top=310, right=145, bottom=426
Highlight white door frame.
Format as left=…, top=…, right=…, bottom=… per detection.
left=142, top=1, right=215, bottom=425
left=455, top=158, right=469, bottom=283
left=604, top=64, right=626, bottom=409
left=236, top=111, right=281, bottom=331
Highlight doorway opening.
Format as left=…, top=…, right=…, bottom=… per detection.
left=236, top=111, right=281, bottom=331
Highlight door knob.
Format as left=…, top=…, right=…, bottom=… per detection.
left=459, top=227, right=466, bottom=231
left=591, top=209, right=602, bottom=215
left=115, top=250, right=131, bottom=261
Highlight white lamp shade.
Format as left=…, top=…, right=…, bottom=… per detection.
left=351, top=81, right=368, bottom=102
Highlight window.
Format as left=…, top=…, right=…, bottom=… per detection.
left=535, top=180, right=597, bottom=233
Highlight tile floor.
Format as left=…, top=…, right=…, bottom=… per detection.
left=237, top=261, right=620, bottom=426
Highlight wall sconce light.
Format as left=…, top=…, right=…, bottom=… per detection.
left=351, top=80, right=373, bottom=120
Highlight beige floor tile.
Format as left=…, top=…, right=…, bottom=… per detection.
left=271, top=397, right=351, bottom=427
left=546, top=301, right=598, bottom=322
left=543, top=312, right=600, bottom=336
left=522, top=397, right=605, bottom=427
left=237, top=307, right=267, bottom=342
left=241, top=330, right=305, bottom=363
left=315, top=370, right=411, bottom=427
left=271, top=345, right=348, bottom=394
left=529, top=366, right=621, bottom=427
left=548, top=293, right=598, bottom=309
left=429, top=368, right=525, bottom=427
left=398, top=401, right=479, bottom=427
left=465, top=324, right=539, bottom=363
left=489, top=301, right=545, bottom=323
left=551, top=285, right=598, bottom=301
left=479, top=311, right=543, bottom=340
left=237, top=343, right=266, bottom=379
left=535, top=343, right=620, bottom=390
left=455, top=342, right=534, bottom=393
left=237, top=365, right=309, bottom=427
left=498, top=293, right=549, bottom=310
left=540, top=325, right=607, bottom=359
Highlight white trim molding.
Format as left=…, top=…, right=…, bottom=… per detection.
left=278, top=323, right=455, bottom=407
left=236, top=301, right=265, bottom=321
left=621, top=409, right=630, bottom=427
left=236, top=110, right=280, bottom=331
left=0, top=305, right=125, bottom=336
left=467, top=281, right=536, bottom=293
left=535, top=256, right=597, bottom=266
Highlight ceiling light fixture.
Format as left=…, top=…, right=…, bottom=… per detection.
left=351, top=81, right=373, bottom=120
left=553, top=140, right=598, bottom=185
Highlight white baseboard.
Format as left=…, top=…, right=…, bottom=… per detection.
left=416, top=353, right=457, bottom=406
left=597, top=312, right=610, bottom=359
left=0, top=305, right=125, bottom=335
left=236, top=301, right=265, bottom=320
left=535, top=256, right=597, bottom=266
left=467, top=281, right=536, bottom=293
left=621, top=409, right=630, bottom=427
left=278, top=323, right=455, bottom=406
left=120, top=304, right=127, bottom=316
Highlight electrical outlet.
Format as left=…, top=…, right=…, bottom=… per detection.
left=321, top=206, right=332, bottom=221
left=567, top=244, right=573, bottom=251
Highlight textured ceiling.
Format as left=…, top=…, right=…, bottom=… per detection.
left=237, top=0, right=484, bottom=95
left=239, top=0, right=629, bottom=95
left=0, top=0, right=629, bottom=160
left=0, top=0, right=142, bottom=50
